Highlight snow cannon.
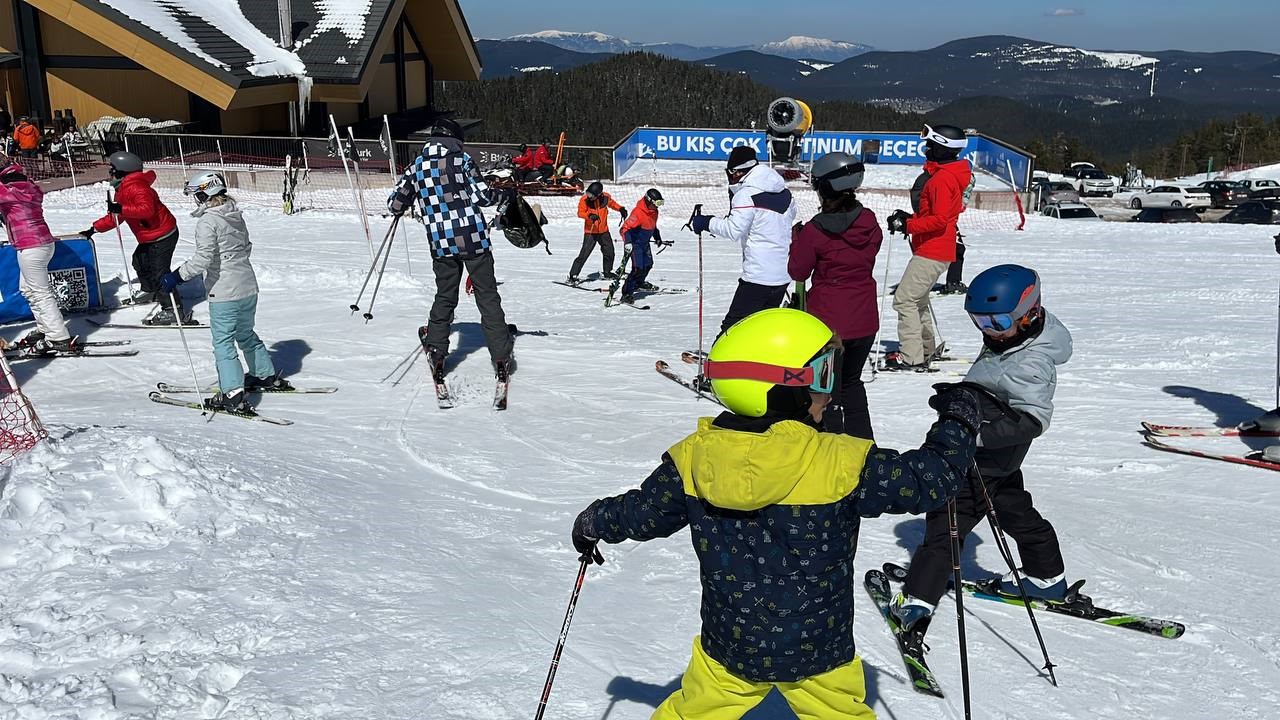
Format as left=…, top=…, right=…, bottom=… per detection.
left=766, top=97, right=813, bottom=167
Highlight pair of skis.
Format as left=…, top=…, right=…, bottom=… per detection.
left=421, top=325, right=512, bottom=411
left=148, top=383, right=336, bottom=426
left=1141, top=421, right=1280, bottom=471
left=654, top=350, right=722, bottom=406
left=866, top=561, right=1186, bottom=699
left=4, top=339, right=136, bottom=361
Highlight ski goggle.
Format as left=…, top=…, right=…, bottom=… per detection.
left=968, top=312, right=1017, bottom=334
left=647, top=197, right=664, bottom=207
left=703, top=347, right=839, bottom=394
left=920, top=124, right=968, bottom=150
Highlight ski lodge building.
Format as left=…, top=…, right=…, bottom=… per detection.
left=0, top=0, right=480, bottom=135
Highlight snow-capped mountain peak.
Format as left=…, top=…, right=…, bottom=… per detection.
left=503, top=30, right=636, bottom=54
left=496, top=30, right=871, bottom=62
left=756, top=35, right=873, bottom=61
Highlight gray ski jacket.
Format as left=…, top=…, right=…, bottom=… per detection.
left=963, top=311, right=1072, bottom=432
left=178, top=198, right=259, bottom=303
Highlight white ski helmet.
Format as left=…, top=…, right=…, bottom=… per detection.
left=183, top=170, right=227, bottom=202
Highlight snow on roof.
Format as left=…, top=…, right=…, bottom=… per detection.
left=295, top=0, right=375, bottom=52
left=95, top=0, right=229, bottom=71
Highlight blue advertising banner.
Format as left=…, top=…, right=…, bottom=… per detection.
left=614, top=127, right=1034, bottom=188
left=0, top=238, right=103, bottom=325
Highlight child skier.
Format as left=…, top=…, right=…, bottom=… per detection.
left=0, top=163, right=77, bottom=354
left=567, top=181, right=626, bottom=284
left=82, top=151, right=189, bottom=325
left=571, top=307, right=982, bottom=719
left=618, top=188, right=663, bottom=304
left=890, top=264, right=1074, bottom=644
left=158, top=171, right=291, bottom=415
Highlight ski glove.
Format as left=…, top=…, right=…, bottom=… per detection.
left=887, top=210, right=912, bottom=235
left=618, top=207, right=628, bottom=220
left=107, top=200, right=123, bottom=215
left=572, top=503, right=605, bottom=564
left=927, top=382, right=983, bottom=437
left=158, top=270, right=184, bottom=295
left=78, top=228, right=96, bottom=239
left=653, top=226, right=663, bottom=243
left=588, top=213, right=599, bottom=223
left=689, top=213, right=713, bottom=235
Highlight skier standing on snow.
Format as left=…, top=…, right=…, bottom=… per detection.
left=883, top=125, right=972, bottom=371
left=387, top=119, right=515, bottom=379
left=158, top=172, right=291, bottom=415
left=81, top=151, right=189, bottom=325
left=618, top=188, right=664, bottom=304
left=571, top=307, right=981, bottom=719
left=788, top=152, right=881, bottom=439
left=1236, top=232, right=1280, bottom=460
left=889, top=264, right=1074, bottom=644
left=688, top=146, right=797, bottom=337
left=0, top=163, right=77, bottom=354
left=567, top=181, right=626, bottom=284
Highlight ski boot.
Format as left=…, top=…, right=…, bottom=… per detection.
left=13, top=330, right=45, bottom=350
left=926, top=343, right=952, bottom=363
left=143, top=307, right=197, bottom=326
left=620, top=293, right=636, bottom=305
left=602, top=270, right=619, bottom=280
left=204, top=388, right=255, bottom=415
left=888, top=593, right=936, bottom=632
left=640, top=281, right=660, bottom=292
left=1258, top=445, right=1280, bottom=463
left=881, top=351, right=930, bottom=373
left=566, top=275, right=581, bottom=286
left=244, top=373, right=294, bottom=392
left=994, top=569, right=1069, bottom=603
left=30, top=335, right=79, bottom=356
left=128, top=289, right=156, bottom=305
left=1239, top=407, right=1280, bottom=434
left=939, top=281, right=968, bottom=295
left=426, top=347, right=448, bottom=382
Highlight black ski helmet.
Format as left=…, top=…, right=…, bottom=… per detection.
left=108, top=151, right=144, bottom=175
left=645, top=188, right=664, bottom=207
left=427, top=118, right=464, bottom=142
left=921, top=124, right=967, bottom=161
left=586, top=181, right=604, bottom=198
left=518, top=143, right=528, bottom=154
left=810, top=152, right=865, bottom=200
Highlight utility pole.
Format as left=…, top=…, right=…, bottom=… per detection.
left=1238, top=125, right=1251, bottom=169
left=1180, top=143, right=1189, bottom=177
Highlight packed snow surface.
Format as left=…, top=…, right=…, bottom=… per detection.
left=2, top=180, right=1278, bottom=719
left=618, top=159, right=1012, bottom=191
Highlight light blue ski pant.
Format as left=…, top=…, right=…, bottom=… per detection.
left=208, top=294, right=275, bottom=393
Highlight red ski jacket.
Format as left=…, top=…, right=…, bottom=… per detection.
left=92, top=170, right=178, bottom=243
left=905, top=159, right=971, bottom=263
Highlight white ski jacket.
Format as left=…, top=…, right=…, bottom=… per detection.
left=178, top=198, right=259, bottom=302
left=708, top=165, right=797, bottom=286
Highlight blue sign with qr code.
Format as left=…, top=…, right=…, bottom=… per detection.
left=0, top=237, right=104, bottom=326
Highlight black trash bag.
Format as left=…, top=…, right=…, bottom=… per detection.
left=495, top=192, right=551, bottom=254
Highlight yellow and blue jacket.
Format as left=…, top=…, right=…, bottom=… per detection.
left=584, top=412, right=975, bottom=683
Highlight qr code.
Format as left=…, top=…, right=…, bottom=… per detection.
left=49, top=267, right=89, bottom=310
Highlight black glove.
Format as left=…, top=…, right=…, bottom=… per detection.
left=79, top=227, right=96, bottom=239
left=887, top=210, right=912, bottom=235
left=689, top=213, right=712, bottom=235
left=928, top=382, right=983, bottom=437
left=618, top=207, right=628, bottom=220
left=572, top=504, right=605, bottom=564
left=107, top=200, right=123, bottom=215
left=588, top=213, right=599, bottom=223
left=653, top=226, right=663, bottom=243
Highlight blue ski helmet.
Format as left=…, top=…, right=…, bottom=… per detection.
left=964, top=264, right=1041, bottom=337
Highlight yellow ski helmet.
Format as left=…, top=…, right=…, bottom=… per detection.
left=705, top=308, right=836, bottom=417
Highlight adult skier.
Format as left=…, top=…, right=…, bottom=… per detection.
left=1237, top=232, right=1280, bottom=460
left=158, top=171, right=291, bottom=414
left=618, top=188, right=664, bottom=304
left=387, top=119, right=514, bottom=379
left=688, top=146, right=797, bottom=336
left=567, top=181, right=626, bottom=284
left=889, top=264, right=1075, bottom=647
left=788, top=152, right=881, bottom=438
left=0, top=163, right=77, bottom=354
left=571, top=307, right=981, bottom=719
left=81, top=151, right=188, bottom=325
left=883, top=124, right=972, bottom=371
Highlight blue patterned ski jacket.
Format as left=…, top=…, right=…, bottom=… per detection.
left=387, top=137, right=497, bottom=259
left=581, top=413, right=976, bottom=683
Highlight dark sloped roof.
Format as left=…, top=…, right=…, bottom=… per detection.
left=80, top=0, right=394, bottom=86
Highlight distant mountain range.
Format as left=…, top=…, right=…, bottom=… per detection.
left=477, top=33, right=1280, bottom=114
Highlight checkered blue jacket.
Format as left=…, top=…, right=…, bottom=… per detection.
left=387, top=138, right=497, bottom=258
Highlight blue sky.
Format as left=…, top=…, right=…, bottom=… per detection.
left=459, top=0, right=1277, bottom=53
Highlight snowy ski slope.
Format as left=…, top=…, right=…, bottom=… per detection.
left=1, top=182, right=1278, bottom=719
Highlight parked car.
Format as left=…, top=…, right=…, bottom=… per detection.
left=1219, top=199, right=1280, bottom=224
left=1032, top=181, right=1081, bottom=207
left=1128, top=185, right=1211, bottom=211
left=1065, top=163, right=1117, bottom=197
left=1243, top=179, right=1280, bottom=199
left=1131, top=207, right=1201, bottom=223
left=1042, top=202, right=1101, bottom=220
left=1192, top=180, right=1251, bottom=208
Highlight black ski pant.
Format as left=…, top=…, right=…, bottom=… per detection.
left=717, top=279, right=789, bottom=337
left=903, top=469, right=1064, bottom=606
left=568, top=232, right=615, bottom=278
left=426, top=252, right=513, bottom=364
left=823, top=334, right=874, bottom=440
left=946, top=235, right=966, bottom=286
left=133, top=229, right=181, bottom=311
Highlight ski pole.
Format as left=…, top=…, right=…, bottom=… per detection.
left=534, top=548, right=603, bottom=720
left=869, top=229, right=896, bottom=379
left=681, top=204, right=706, bottom=375
left=108, top=190, right=137, bottom=298
left=171, top=291, right=206, bottom=417
left=362, top=216, right=401, bottom=322
left=349, top=216, right=399, bottom=315
left=972, top=466, right=1059, bottom=686
left=948, top=498, right=973, bottom=720
left=1274, top=275, right=1279, bottom=408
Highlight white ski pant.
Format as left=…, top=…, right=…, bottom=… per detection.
left=17, top=243, right=70, bottom=342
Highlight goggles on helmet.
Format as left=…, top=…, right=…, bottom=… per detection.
left=968, top=304, right=1040, bottom=337
left=920, top=124, right=967, bottom=150
left=647, top=196, right=664, bottom=207
left=703, top=347, right=838, bottom=395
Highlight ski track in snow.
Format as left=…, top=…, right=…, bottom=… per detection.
left=1, top=185, right=1278, bottom=718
